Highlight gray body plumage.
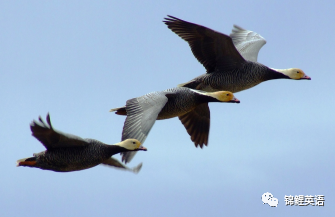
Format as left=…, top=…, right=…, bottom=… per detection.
left=157, top=88, right=210, bottom=119
left=18, top=114, right=143, bottom=173
left=31, top=139, right=123, bottom=172
left=164, top=16, right=291, bottom=93
left=182, top=62, right=286, bottom=93
left=111, top=87, right=237, bottom=163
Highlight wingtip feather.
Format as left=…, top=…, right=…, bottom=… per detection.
left=46, top=113, right=53, bottom=130
left=131, top=162, right=143, bottom=174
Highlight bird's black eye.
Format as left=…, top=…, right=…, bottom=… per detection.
left=297, top=71, right=300, bottom=73
left=132, top=142, right=136, bottom=144
left=226, top=94, right=230, bottom=96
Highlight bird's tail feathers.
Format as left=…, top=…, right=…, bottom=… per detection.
left=16, top=157, right=37, bottom=167
left=109, top=106, right=127, bottom=115
left=177, top=79, right=200, bottom=89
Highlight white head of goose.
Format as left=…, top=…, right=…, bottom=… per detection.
left=114, top=139, right=146, bottom=151
left=110, top=87, right=239, bottom=163
left=196, top=90, right=239, bottom=103
left=17, top=114, right=146, bottom=173
left=270, top=68, right=310, bottom=80
left=164, top=16, right=311, bottom=93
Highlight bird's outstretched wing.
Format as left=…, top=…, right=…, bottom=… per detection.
left=121, top=92, right=170, bottom=163
left=31, top=113, right=89, bottom=150
left=230, top=25, right=266, bottom=62
left=164, top=15, right=245, bottom=73
left=178, top=103, right=210, bottom=148
left=102, top=157, right=143, bottom=174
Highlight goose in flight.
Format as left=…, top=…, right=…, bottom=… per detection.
left=17, top=114, right=146, bottom=173
left=110, top=87, right=239, bottom=163
left=163, top=15, right=311, bottom=93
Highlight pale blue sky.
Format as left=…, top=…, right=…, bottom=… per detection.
left=1, top=1, right=334, bottom=216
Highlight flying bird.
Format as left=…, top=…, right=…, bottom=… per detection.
left=110, top=87, right=239, bottom=163
left=163, top=15, right=311, bottom=94
left=17, top=114, right=147, bottom=173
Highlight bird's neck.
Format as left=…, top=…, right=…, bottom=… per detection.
left=107, top=143, right=129, bottom=155
left=194, top=92, right=219, bottom=103
left=271, top=68, right=291, bottom=75
left=263, top=68, right=290, bottom=81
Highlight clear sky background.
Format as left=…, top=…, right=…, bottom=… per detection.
left=1, top=1, right=334, bottom=216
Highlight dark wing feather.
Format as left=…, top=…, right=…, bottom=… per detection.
left=121, top=92, right=169, bottom=163
left=178, top=103, right=210, bottom=148
left=30, top=113, right=89, bottom=150
left=102, top=157, right=143, bottom=173
left=163, top=15, right=246, bottom=72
